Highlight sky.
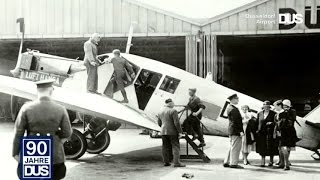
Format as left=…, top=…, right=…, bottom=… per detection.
left=135, top=0, right=256, bottom=19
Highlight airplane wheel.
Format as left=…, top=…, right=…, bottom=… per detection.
left=86, top=131, right=111, bottom=154
left=64, top=129, right=87, bottom=160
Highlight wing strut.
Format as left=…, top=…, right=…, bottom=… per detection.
left=125, top=22, right=137, bottom=54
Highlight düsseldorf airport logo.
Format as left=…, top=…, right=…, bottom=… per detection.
left=21, top=136, right=53, bottom=179
left=279, top=8, right=303, bottom=25
left=278, top=6, right=320, bottom=30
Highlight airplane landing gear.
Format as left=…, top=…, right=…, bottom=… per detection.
left=64, top=129, right=87, bottom=160
left=311, top=150, right=320, bottom=160
left=79, top=114, right=112, bottom=154
left=84, top=125, right=111, bottom=154
left=64, top=112, right=120, bottom=160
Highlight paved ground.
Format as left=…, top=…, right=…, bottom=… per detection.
left=0, top=122, right=320, bottom=180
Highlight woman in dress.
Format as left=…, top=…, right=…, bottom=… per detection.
left=256, top=101, right=278, bottom=167
left=277, top=99, right=298, bottom=170
left=240, top=105, right=257, bottom=165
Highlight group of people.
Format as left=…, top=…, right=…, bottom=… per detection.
left=223, top=94, right=299, bottom=170
left=156, top=90, right=299, bottom=170
left=83, top=33, right=135, bottom=103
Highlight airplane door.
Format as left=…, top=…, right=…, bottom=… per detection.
left=144, top=75, right=181, bottom=118
left=133, top=69, right=162, bottom=111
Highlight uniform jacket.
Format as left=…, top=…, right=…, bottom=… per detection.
left=84, top=39, right=99, bottom=65
left=12, top=97, right=72, bottom=164
left=187, top=95, right=206, bottom=120
left=227, top=104, right=244, bottom=136
left=157, top=106, right=183, bottom=135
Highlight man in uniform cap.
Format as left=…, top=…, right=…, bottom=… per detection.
left=104, top=49, right=135, bottom=103
left=12, top=79, right=72, bottom=179
left=84, top=33, right=102, bottom=94
left=223, top=94, right=244, bottom=168
left=157, top=98, right=185, bottom=167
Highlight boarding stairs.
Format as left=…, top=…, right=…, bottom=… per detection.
left=176, top=106, right=211, bottom=163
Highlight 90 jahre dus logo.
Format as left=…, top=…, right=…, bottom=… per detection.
left=21, top=136, right=53, bottom=179
left=279, top=6, right=320, bottom=30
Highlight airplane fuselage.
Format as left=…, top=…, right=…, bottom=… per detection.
left=16, top=51, right=320, bottom=152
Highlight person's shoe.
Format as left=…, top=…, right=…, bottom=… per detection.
left=260, top=164, right=266, bottom=167
left=244, top=161, right=250, bottom=165
left=174, top=164, right=186, bottom=167
left=120, top=99, right=129, bottom=103
left=276, top=165, right=285, bottom=169
left=191, top=134, right=198, bottom=141
left=275, top=161, right=280, bottom=165
left=284, top=166, right=290, bottom=171
left=229, top=165, right=244, bottom=169
left=88, top=90, right=100, bottom=94
left=223, top=163, right=230, bottom=168
left=268, top=162, right=273, bottom=167
left=164, top=163, right=171, bottom=167
left=198, top=142, right=206, bottom=147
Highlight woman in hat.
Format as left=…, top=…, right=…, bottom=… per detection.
left=240, top=105, right=257, bottom=165
left=256, top=101, right=278, bottom=167
left=277, top=99, right=298, bottom=170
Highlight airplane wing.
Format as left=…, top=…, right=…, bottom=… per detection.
left=0, top=75, right=160, bottom=131
left=304, top=104, right=320, bottom=123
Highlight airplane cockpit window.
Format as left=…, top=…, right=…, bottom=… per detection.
left=159, top=76, right=180, bottom=94
left=134, top=69, right=162, bottom=110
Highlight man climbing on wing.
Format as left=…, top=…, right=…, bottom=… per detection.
left=105, top=49, right=135, bottom=103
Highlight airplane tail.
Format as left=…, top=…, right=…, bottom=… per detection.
left=304, top=104, right=320, bottom=123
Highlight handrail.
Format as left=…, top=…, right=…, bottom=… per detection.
left=175, top=105, right=209, bottom=132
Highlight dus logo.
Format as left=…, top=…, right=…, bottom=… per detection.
left=24, top=165, right=50, bottom=177
left=279, top=6, right=320, bottom=30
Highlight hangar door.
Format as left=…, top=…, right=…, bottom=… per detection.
left=185, top=35, right=223, bottom=82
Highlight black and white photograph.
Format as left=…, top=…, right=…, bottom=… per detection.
left=0, top=0, right=320, bottom=179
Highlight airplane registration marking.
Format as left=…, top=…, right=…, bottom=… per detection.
left=21, top=70, right=66, bottom=86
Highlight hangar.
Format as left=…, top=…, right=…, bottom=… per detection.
left=0, top=0, right=320, bottom=119
left=189, top=0, right=320, bottom=116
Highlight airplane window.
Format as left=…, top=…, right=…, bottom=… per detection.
left=159, top=76, right=180, bottom=94
left=134, top=69, right=162, bottom=110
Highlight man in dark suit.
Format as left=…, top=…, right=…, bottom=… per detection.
left=223, top=94, right=244, bottom=168
left=12, top=79, right=73, bottom=180
left=157, top=98, right=185, bottom=167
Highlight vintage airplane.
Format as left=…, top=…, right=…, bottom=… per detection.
left=0, top=19, right=320, bottom=161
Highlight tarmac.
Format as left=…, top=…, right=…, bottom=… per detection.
left=0, top=122, right=319, bottom=180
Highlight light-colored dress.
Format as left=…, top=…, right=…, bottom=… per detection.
left=241, top=111, right=256, bottom=153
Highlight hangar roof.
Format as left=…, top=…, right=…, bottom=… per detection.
left=131, top=0, right=261, bottom=25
